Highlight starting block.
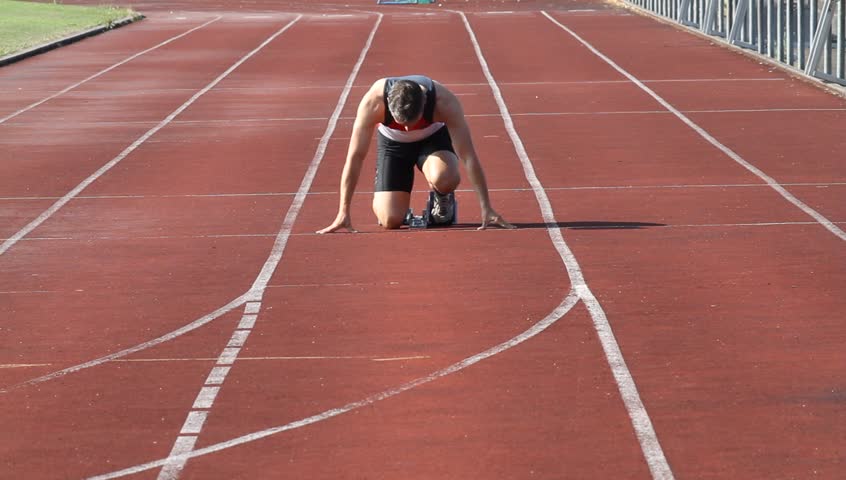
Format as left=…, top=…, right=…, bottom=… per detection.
left=404, top=191, right=457, bottom=229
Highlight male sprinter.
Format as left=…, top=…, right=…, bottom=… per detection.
left=317, top=75, right=514, bottom=233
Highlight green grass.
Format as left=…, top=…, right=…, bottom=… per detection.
left=0, top=0, right=136, bottom=57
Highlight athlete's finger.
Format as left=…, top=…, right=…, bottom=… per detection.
left=496, top=217, right=517, bottom=229
left=316, top=222, right=343, bottom=234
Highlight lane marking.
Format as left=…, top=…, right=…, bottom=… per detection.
left=191, top=387, right=220, bottom=409
left=205, top=367, right=230, bottom=385
left=237, top=315, right=257, bottom=329
left=6, top=105, right=841, bottom=130
left=0, top=363, right=51, bottom=369
left=157, top=437, right=196, bottom=480
left=244, top=15, right=382, bottom=301
left=154, top=14, right=384, bottom=480
left=0, top=77, right=787, bottom=100
left=0, top=294, right=250, bottom=392
left=226, top=330, right=250, bottom=347
left=3, top=219, right=845, bottom=246
left=113, top=355, right=430, bottom=362
left=0, top=17, right=222, bottom=125
left=0, top=16, right=303, bottom=258
left=180, top=411, right=208, bottom=434
left=542, top=11, right=846, bottom=243
left=87, top=293, right=581, bottom=480
left=463, top=11, right=674, bottom=480
left=2, top=181, right=844, bottom=202
left=216, top=348, right=240, bottom=366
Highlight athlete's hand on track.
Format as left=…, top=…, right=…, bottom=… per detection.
left=316, top=213, right=358, bottom=234
left=479, top=208, right=516, bottom=230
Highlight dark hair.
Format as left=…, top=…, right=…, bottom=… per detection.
left=387, top=79, right=424, bottom=124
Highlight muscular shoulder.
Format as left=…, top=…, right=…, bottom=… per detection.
left=432, top=80, right=463, bottom=122
left=357, top=79, right=387, bottom=123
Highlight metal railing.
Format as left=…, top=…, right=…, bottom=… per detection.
left=624, top=0, right=846, bottom=85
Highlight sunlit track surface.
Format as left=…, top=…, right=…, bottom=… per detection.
left=1, top=4, right=845, bottom=480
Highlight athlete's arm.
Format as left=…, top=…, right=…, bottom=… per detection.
left=317, top=81, right=384, bottom=234
left=435, top=83, right=515, bottom=230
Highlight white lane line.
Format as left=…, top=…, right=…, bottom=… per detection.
left=0, top=293, right=250, bottom=393
left=243, top=302, right=261, bottom=314
left=205, top=367, right=230, bottom=385
left=1, top=78, right=785, bottom=98
left=542, top=11, right=846, bottom=243
left=158, top=302, right=261, bottom=478
left=100, top=355, right=431, bottom=363
left=179, top=411, right=208, bottom=435
left=245, top=14, right=382, bottom=300
left=153, top=14, right=384, bottom=480
left=464, top=11, right=674, bottom=480
left=87, top=292, right=581, bottom=480
left=4, top=219, right=845, bottom=245
left=0, top=363, right=51, bottom=369
left=0, top=290, right=55, bottom=294
left=226, top=330, right=250, bottom=347
left=237, top=315, right=257, bottom=329
left=216, top=348, right=240, bottom=365
left=371, top=355, right=429, bottom=362
left=157, top=436, right=196, bottom=480
left=0, top=17, right=222, bottom=125
left=5, top=106, right=840, bottom=130
left=191, top=387, right=220, bottom=409
left=3, top=181, right=843, bottom=202
left=119, top=355, right=429, bottom=362
left=0, top=16, right=303, bottom=258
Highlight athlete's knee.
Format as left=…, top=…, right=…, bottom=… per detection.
left=379, top=213, right=405, bottom=230
left=431, top=173, right=460, bottom=194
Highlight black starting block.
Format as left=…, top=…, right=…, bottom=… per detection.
left=404, top=191, right=458, bottom=229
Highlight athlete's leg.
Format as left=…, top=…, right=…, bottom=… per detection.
left=372, top=192, right=411, bottom=229
left=418, top=126, right=460, bottom=194
left=374, top=132, right=416, bottom=230
left=420, top=150, right=460, bottom=194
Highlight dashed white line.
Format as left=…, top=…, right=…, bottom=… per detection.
left=157, top=436, right=196, bottom=480
left=87, top=293, right=581, bottom=480
left=204, top=367, right=230, bottom=385
left=226, top=330, right=250, bottom=347
left=237, top=315, right=257, bottom=329
left=243, top=302, right=261, bottom=314
left=179, top=412, right=208, bottom=435
left=152, top=13, right=384, bottom=480
left=216, top=348, right=240, bottom=366
left=191, top=387, right=220, bottom=409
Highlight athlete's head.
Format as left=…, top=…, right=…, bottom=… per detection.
left=387, top=79, right=425, bottom=126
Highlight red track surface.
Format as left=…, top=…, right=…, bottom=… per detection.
left=1, top=2, right=844, bottom=479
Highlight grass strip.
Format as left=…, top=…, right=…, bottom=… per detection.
left=0, top=0, right=136, bottom=57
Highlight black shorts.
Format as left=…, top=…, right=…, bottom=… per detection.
left=375, top=126, right=455, bottom=193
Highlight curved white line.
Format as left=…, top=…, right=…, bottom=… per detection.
left=0, top=293, right=250, bottom=393
left=462, top=10, right=673, bottom=480
left=153, top=13, right=386, bottom=479
left=87, top=291, right=581, bottom=480
left=2, top=16, right=304, bottom=392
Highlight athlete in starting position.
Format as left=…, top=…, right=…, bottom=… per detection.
left=317, top=74, right=515, bottom=233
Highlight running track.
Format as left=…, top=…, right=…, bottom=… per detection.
left=1, top=1, right=845, bottom=479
